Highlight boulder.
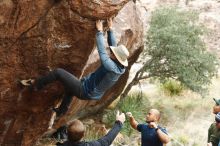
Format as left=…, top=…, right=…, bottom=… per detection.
left=0, top=0, right=145, bottom=145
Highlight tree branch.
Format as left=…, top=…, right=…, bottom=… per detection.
left=120, top=59, right=153, bottom=99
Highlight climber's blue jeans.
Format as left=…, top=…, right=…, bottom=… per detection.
left=35, top=68, right=85, bottom=115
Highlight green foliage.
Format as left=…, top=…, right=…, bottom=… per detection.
left=144, top=7, right=218, bottom=94
left=161, top=80, right=184, bottom=96
left=102, top=93, right=147, bottom=136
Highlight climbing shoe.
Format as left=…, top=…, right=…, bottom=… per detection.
left=19, top=79, right=38, bottom=91
left=52, top=107, right=64, bottom=118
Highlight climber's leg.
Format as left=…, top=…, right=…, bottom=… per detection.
left=53, top=93, right=73, bottom=117
left=44, top=68, right=85, bottom=116
left=21, top=68, right=84, bottom=117
left=35, top=68, right=83, bottom=94
left=20, top=68, right=84, bottom=93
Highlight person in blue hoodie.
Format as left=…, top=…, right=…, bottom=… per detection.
left=20, top=18, right=129, bottom=117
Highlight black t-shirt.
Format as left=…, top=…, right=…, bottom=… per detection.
left=137, top=123, right=168, bottom=146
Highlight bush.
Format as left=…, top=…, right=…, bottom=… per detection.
left=161, top=80, right=184, bottom=96
left=102, top=93, right=148, bottom=136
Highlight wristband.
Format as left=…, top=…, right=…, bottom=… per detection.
left=155, top=127, right=159, bottom=131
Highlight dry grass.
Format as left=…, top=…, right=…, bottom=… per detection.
left=34, top=138, right=57, bottom=146
left=130, top=77, right=220, bottom=146
left=35, top=76, right=220, bottom=146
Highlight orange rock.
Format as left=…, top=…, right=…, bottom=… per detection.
left=0, top=0, right=144, bottom=145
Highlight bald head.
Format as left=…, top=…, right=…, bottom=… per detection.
left=150, top=109, right=161, bottom=121
left=146, top=109, right=161, bottom=123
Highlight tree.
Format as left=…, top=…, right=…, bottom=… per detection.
left=121, top=7, right=218, bottom=99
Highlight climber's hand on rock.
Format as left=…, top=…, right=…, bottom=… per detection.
left=207, top=142, right=212, bottom=146
left=107, top=17, right=113, bottom=29
left=96, top=20, right=103, bottom=32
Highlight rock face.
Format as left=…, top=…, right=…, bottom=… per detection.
left=0, top=0, right=145, bottom=145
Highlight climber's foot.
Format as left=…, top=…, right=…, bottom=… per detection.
left=52, top=107, right=65, bottom=118
left=19, top=79, right=38, bottom=91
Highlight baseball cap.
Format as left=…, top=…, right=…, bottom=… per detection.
left=213, top=98, right=220, bottom=106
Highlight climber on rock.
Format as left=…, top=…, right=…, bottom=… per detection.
left=20, top=18, right=129, bottom=117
